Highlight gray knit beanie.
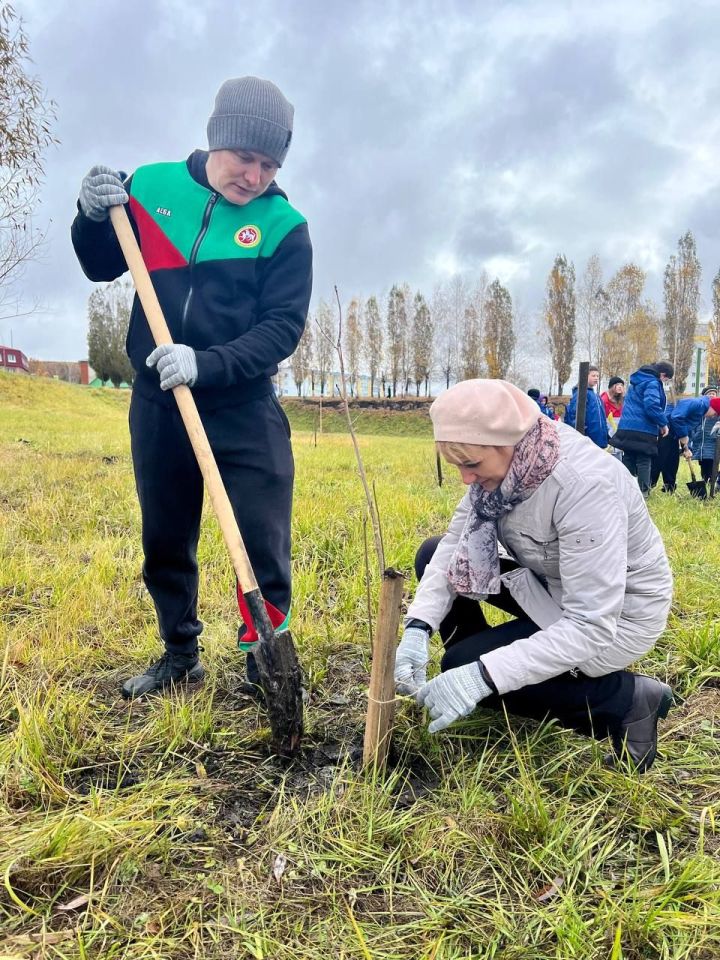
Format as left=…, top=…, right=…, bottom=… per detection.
left=207, top=76, right=294, bottom=167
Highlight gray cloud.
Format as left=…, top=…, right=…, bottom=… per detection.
left=6, top=0, right=720, bottom=361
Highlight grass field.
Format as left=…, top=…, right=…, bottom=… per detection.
left=280, top=397, right=435, bottom=437
left=1, top=372, right=719, bottom=959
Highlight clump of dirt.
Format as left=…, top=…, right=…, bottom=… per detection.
left=65, top=761, right=141, bottom=795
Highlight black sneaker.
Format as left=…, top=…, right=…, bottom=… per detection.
left=121, top=650, right=205, bottom=700
left=608, top=675, right=674, bottom=773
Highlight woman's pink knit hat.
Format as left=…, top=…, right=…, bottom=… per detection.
left=430, top=379, right=541, bottom=445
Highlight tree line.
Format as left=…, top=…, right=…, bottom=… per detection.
left=0, top=7, right=718, bottom=398
left=290, top=276, right=517, bottom=398
left=84, top=228, right=720, bottom=397
left=546, top=231, right=709, bottom=395
left=293, top=229, right=714, bottom=398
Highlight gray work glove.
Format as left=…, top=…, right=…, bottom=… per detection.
left=79, top=165, right=128, bottom=221
left=146, top=344, right=198, bottom=390
left=415, top=662, right=493, bottom=733
left=394, top=625, right=430, bottom=696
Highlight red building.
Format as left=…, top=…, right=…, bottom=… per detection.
left=0, top=345, right=29, bottom=373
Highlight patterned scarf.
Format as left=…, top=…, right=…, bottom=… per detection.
left=447, top=416, right=561, bottom=598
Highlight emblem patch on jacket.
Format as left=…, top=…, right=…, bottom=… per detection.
left=234, top=225, right=262, bottom=248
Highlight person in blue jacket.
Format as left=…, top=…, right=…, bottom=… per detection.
left=670, top=391, right=720, bottom=460
left=527, top=388, right=555, bottom=418
left=610, top=361, right=674, bottom=497
left=538, top=394, right=557, bottom=419
left=691, top=386, right=720, bottom=483
left=564, top=365, right=609, bottom=448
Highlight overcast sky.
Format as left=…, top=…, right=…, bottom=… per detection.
left=6, top=0, right=720, bottom=363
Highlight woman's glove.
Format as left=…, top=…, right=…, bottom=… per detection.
left=394, top=624, right=430, bottom=695
left=79, top=165, right=128, bottom=221
left=416, top=662, right=493, bottom=733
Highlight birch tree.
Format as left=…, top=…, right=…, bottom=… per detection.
left=576, top=255, right=608, bottom=370
left=400, top=282, right=413, bottom=395
left=446, top=275, right=469, bottom=386
left=344, top=296, right=363, bottom=396
left=315, top=299, right=334, bottom=396
left=460, top=304, right=482, bottom=380
left=291, top=322, right=313, bottom=396
left=386, top=284, right=406, bottom=396
left=433, top=283, right=453, bottom=389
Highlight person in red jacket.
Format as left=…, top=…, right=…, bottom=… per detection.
left=601, top=377, right=625, bottom=460
left=600, top=376, right=625, bottom=420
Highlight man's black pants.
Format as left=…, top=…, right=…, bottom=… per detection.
left=416, top=538, right=634, bottom=740
left=130, top=391, right=294, bottom=655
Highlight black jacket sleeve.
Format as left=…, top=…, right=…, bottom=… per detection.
left=193, top=221, right=313, bottom=387
left=70, top=174, right=137, bottom=282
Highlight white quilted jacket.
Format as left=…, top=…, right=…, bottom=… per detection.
left=406, top=422, right=673, bottom=695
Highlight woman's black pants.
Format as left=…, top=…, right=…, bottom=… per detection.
left=699, top=458, right=716, bottom=483
left=623, top=450, right=655, bottom=496
left=416, top=537, right=635, bottom=740
left=651, top=435, right=680, bottom=492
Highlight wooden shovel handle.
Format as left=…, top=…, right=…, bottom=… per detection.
left=109, top=204, right=259, bottom=594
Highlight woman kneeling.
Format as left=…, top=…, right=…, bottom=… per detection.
left=395, top=379, right=673, bottom=773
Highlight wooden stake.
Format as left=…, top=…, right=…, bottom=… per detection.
left=363, top=569, right=404, bottom=769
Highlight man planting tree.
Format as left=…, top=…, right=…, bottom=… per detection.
left=71, top=77, right=313, bottom=698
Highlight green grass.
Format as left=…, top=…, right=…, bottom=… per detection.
left=281, top=397, right=435, bottom=437
left=1, top=371, right=719, bottom=959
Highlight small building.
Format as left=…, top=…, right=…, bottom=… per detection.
left=686, top=322, right=713, bottom=395
left=0, top=345, right=30, bottom=374
left=27, top=358, right=105, bottom=386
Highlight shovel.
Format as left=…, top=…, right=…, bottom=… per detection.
left=686, top=459, right=707, bottom=500
left=109, top=205, right=303, bottom=757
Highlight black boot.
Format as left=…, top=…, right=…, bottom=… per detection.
left=121, top=649, right=205, bottom=700
left=609, top=675, right=674, bottom=773
left=236, top=649, right=264, bottom=700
